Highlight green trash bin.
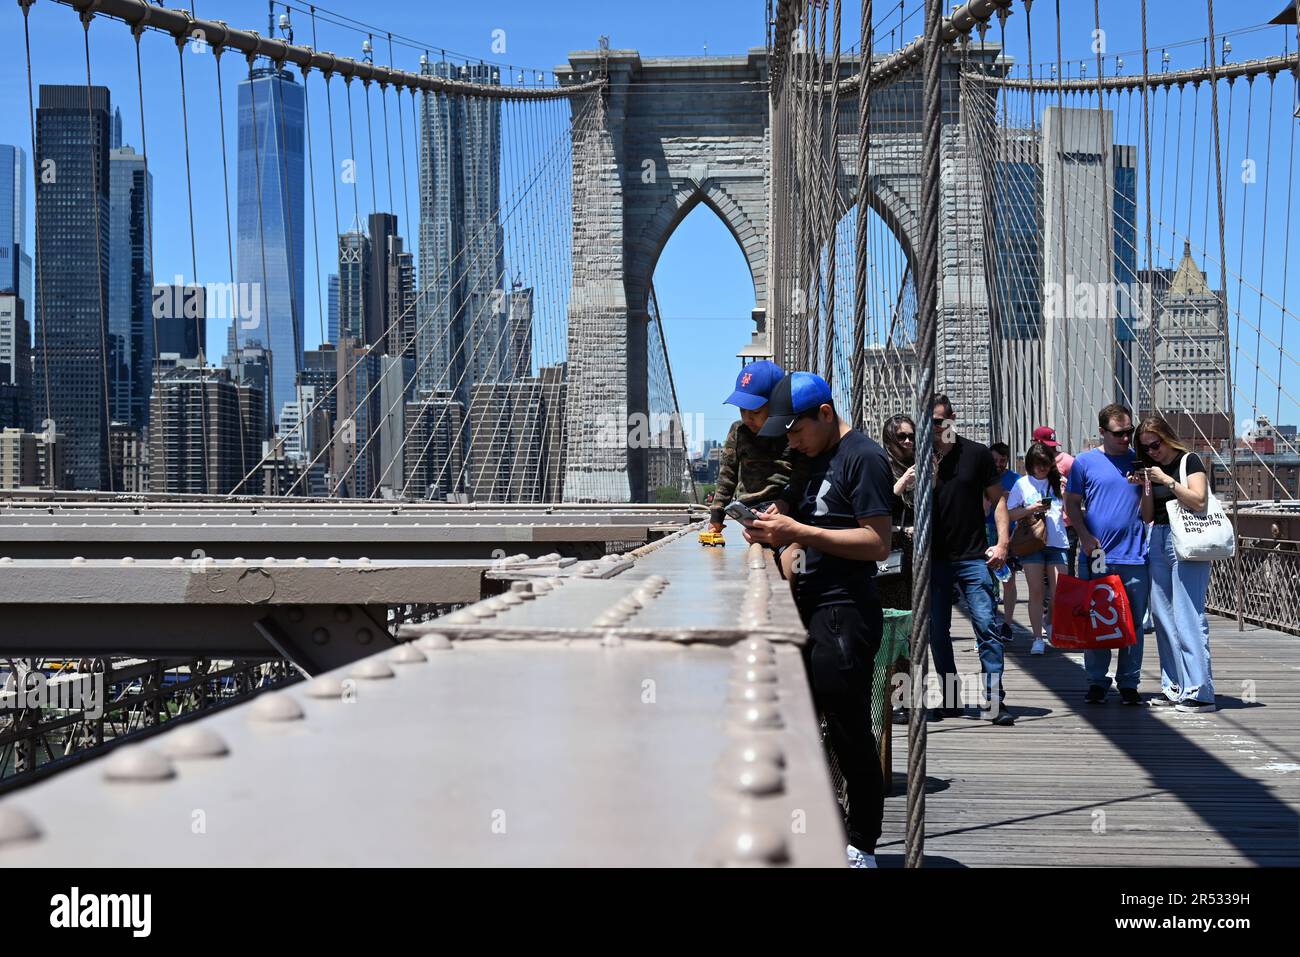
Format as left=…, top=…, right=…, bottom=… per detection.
left=874, top=608, right=913, bottom=796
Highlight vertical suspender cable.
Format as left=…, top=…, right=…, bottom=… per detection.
left=908, top=0, right=945, bottom=872
left=1204, top=0, right=1241, bottom=630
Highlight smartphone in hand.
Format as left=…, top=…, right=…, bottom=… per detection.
left=724, top=500, right=761, bottom=526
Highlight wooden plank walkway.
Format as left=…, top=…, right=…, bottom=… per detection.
left=878, top=606, right=1300, bottom=867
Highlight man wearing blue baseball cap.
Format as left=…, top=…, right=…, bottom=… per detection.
left=743, top=371, right=894, bottom=868
left=708, top=359, right=805, bottom=533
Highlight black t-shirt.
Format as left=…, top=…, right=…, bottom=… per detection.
left=935, top=434, right=1000, bottom=562
left=778, top=429, right=894, bottom=609
left=1152, top=451, right=1206, bottom=524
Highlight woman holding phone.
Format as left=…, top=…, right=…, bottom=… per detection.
left=1134, top=416, right=1216, bottom=712
left=1006, top=442, right=1069, bottom=655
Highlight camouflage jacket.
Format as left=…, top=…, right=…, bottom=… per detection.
left=711, top=420, right=807, bottom=522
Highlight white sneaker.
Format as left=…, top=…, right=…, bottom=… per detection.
left=847, top=844, right=878, bottom=868
left=1030, top=638, right=1046, bottom=655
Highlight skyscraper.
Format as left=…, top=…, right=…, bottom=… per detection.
left=234, top=66, right=305, bottom=426
left=326, top=273, right=339, bottom=344
left=1151, top=241, right=1227, bottom=416
left=0, top=145, right=33, bottom=320
left=109, top=145, right=153, bottom=431
left=417, top=61, right=504, bottom=402
left=148, top=359, right=265, bottom=495
left=33, top=85, right=113, bottom=490
left=337, top=225, right=371, bottom=343
left=0, top=292, right=32, bottom=431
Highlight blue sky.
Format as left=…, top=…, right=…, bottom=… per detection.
left=3, top=1, right=1297, bottom=445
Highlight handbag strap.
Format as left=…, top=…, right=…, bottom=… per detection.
left=1178, top=452, right=1189, bottom=487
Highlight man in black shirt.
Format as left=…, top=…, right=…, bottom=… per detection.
left=930, top=394, right=1015, bottom=725
left=743, top=371, right=893, bottom=868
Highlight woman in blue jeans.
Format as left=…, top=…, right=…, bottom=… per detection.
left=1135, top=416, right=1216, bottom=713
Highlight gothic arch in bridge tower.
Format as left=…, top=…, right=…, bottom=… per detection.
left=559, top=49, right=999, bottom=501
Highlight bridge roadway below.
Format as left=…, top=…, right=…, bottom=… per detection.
left=0, top=523, right=850, bottom=867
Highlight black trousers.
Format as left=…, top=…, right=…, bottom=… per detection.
left=801, top=600, right=885, bottom=854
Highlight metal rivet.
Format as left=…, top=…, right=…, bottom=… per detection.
left=715, top=822, right=788, bottom=865
left=249, top=693, right=305, bottom=722
left=326, top=556, right=341, bottom=566
left=734, top=666, right=779, bottom=685
left=120, top=556, right=135, bottom=565
left=730, top=703, right=784, bottom=729
left=171, top=557, right=185, bottom=565
left=295, top=556, right=309, bottom=565
left=311, top=627, right=330, bottom=646
left=509, top=581, right=535, bottom=596
left=728, top=683, right=778, bottom=705
left=719, top=760, right=785, bottom=796
left=0, top=806, right=42, bottom=846
left=351, top=658, right=395, bottom=680
left=735, top=649, right=776, bottom=667
left=390, top=643, right=427, bottom=664
left=159, top=726, right=229, bottom=760
left=531, top=581, right=553, bottom=594
left=306, top=675, right=347, bottom=699
left=741, top=639, right=775, bottom=654
left=469, top=604, right=496, bottom=618
left=601, top=633, right=623, bottom=647
left=103, top=745, right=176, bottom=781
left=357, top=557, right=371, bottom=565
left=333, top=606, right=353, bottom=623
left=416, top=632, right=453, bottom=651
left=443, top=610, right=476, bottom=624
left=287, top=606, right=305, bottom=623
left=728, top=738, right=787, bottom=768
left=0, top=557, right=11, bottom=565
left=232, top=556, right=246, bottom=565
left=355, top=627, right=374, bottom=645
left=71, top=556, right=86, bottom=564
left=263, top=556, right=277, bottom=565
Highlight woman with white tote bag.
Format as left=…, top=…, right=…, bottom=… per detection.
left=1134, top=416, right=1233, bottom=713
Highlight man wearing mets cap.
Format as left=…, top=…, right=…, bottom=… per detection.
left=744, top=371, right=894, bottom=868
left=708, top=360, right=805, bottom=531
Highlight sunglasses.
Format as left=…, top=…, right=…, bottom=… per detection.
left=1140, top=438, right=1163, bottom=453
left=1104, top=426, right=1134, bottom=439
left=897, top=432, right=916, bottom=442
left=931, top=418, right=948, bottom=429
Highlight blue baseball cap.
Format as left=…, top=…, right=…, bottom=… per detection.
left=724, top=359, right=785, bottom=411
left=757, top=372, right=834, bottom=436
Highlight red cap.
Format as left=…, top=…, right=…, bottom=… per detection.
left=1032, top=426, right=1060, bottom=448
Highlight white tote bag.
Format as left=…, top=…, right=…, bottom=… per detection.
left=1166, top=454, right=1236, bottom=562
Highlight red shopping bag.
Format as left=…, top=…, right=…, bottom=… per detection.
left=1049, top=573, right=1137, bottom=650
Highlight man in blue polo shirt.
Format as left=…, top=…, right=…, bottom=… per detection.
left=1064, top=403, right=1149, bottom=705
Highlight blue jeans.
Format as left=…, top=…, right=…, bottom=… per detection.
left=1148, top=523, right=1214, bottom=703
left=931, top=559, right=1005, bottom=704
left=1080, top=561, right=1148, bottom=690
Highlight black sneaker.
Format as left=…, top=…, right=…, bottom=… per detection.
left=1119, top=688, right=1143, bottom=706
left=981, top=704, right=1016, bottom=726
left=1085, top=685, right=1107, bottom=704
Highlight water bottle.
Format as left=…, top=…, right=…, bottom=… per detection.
left=993, top=562, right=1013, bottom=584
